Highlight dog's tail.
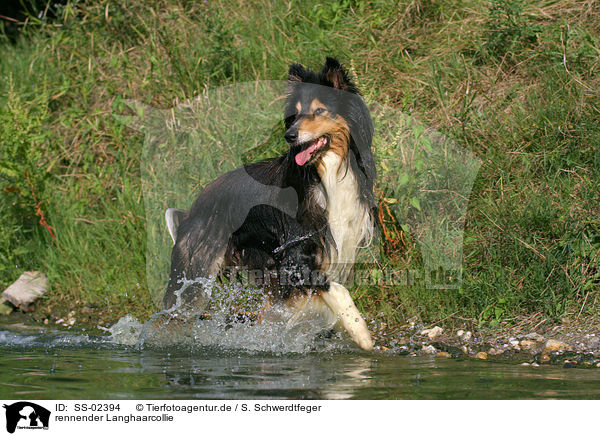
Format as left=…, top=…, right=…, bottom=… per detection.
left=165, top=208, right=187, bottom=244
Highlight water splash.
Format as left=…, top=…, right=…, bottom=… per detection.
left=103, top=314, right=144, bottom=346
left=108, top=280, right=356, bottom=353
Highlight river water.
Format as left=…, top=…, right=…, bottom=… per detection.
left=2, top=322, right=600, bottom=400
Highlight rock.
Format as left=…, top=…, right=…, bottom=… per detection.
left=1, top=272, right=49, bottom=311
left=531, top=363, right=539, bottom=367
left=457, top=329, right=464, bottom=337
left=520, top=340, right=536, bottom=350
left=0, top=298, right=14, bottom=315
left=525, top=332, right=545, bottom=342
left=421, top=326, right=443, bottom=339
left=462, top=331, right=472, bottom=341
left=520, top=362, right=530, bottom=366
left=436, top=351, right=451, bottom=358
left=539, top=353, right=551, bottom=364
left=421, top=345, right=437, bottom=354
left=474, top=351, right=488, bottom=360
left=509, top=338, right=519, bottom=347
left=488, top=348, right=503, bottom=356
left=544, top=339, right=572, bottom=353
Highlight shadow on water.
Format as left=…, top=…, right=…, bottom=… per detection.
left=2, top=326, right=600, bottom=400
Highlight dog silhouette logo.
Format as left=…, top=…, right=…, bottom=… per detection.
left=3, top=402, right=50, bottom=433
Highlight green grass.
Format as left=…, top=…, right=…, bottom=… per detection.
left=0, top=0, right=599, bottom=329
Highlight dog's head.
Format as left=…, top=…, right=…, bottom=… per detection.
left=284, top=58, right=375, bottom=188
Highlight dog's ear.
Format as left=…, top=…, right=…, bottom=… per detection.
left=288, top=63, right=306, bottom=82
left=322, top=57, right=358, bottom=93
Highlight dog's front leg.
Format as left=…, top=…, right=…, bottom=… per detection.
left=320, top=282, right=374, bottom=351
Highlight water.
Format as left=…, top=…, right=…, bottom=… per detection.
left=2, top=324, right=600, bottom=400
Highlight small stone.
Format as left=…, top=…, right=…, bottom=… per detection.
left=43, top=318, right=49, bottom=325
left=596, top=362, right=600, bottom=368
left=544, top=339, right=572, bottom=353
left=457, top=329, right=464, bottom=337
left=488, top=347, right=501, bottom=355
left=436, top=351, right=451, bottom=358
left=421, top=326, right=443, bottom=339
left=0, top=298, right=14, bottom=315
left=509, top=338, right=519, bottom=347
left=462, top=331, right=472, bottom=341
left=539, top=353, right=551, bottom=363
left=1, top=272, right=49, bottom=311
left=421, top=345, right=436, bottom=354
left=525, top=332, right=544, bottom=342
left=520, top=362, right=530, bottom=366
left=380, top=345, right=390, bottom=351
left=475, top=351, right=488, bottom=360
left=520, top=340, right=536, bottom=350
left=531, top=363, right=540, bottom=367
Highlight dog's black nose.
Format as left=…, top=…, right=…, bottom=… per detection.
left=284, top=129, right=298, bottom=144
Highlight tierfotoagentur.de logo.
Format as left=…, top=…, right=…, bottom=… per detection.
left=2, top=402, right=50, bottom=434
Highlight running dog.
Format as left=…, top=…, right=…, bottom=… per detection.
left=164, top=58, right=376, bottom=350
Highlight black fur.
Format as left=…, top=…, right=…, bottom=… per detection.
left=164, top=57, right=375, bottom=310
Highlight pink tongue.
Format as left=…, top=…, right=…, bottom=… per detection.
left=295, top=138, right=325, bottom=166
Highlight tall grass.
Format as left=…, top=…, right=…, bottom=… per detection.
left=0, top=0, right=598, bottom=327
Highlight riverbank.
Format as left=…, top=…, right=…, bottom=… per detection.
left=2, top=300, right=599, bottom=368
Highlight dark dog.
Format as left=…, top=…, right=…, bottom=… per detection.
left=164, top=58, right=376, bottom=349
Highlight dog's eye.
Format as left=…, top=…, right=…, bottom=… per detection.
left=314, top=108, right=325, bottom=116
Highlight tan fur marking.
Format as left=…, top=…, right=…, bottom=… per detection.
left=297, top=115, right=349, bottom=166
left=310, top=99, right=327, bottom=113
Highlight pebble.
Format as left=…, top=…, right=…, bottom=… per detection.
left=544, top=339, right=572, bottom=352
left=421, top=345, right=437, bottom=354
left=462, top=331, right=472, bottom=341
left=436, top=351, right=451, bottom=358
left=457, top=329, right=464, bottom=337
left=421, top=326, right=443, bottom=339
left=520, top=362, right=530, bottom=366
left=0, top=298, right=13, bottom=315
left=519, top=340, right=536, bottom=350
left=474, top=351, right=488, bottom=360
left=539, top=353, right=551, bottom=363
left=525, top=332, right=545, bottom=342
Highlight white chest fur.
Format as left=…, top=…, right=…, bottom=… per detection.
left=318, top=151, right=373, bottom=282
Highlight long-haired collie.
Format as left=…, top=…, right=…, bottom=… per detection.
left=163, top=58, right=376, bottom=350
